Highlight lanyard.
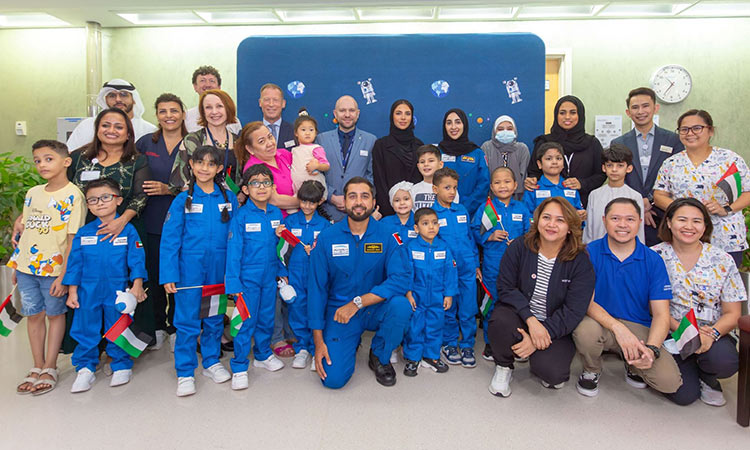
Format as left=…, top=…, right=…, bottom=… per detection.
left=563, top=153, right=574, bottom=178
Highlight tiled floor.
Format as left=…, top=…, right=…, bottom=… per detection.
left=1, top=321, right=747, bottom=450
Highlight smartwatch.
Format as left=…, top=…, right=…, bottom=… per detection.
left=352, top=296, right=363, bottom=309
left=723, top=204, right=733, bottom=214
left=645, top=344, right=661, bottom=359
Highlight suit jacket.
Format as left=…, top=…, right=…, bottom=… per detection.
left=612, top=126, right=684, bottom=198
left=277, top=120, right=296, bottom=151
left=316, top=127, right=376, bottom=222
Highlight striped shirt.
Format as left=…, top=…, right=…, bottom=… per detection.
left=529, top=253, right=556, bottom=320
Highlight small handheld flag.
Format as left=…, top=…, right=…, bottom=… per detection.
left=672, top=308, right=701, bottom=360
left=277, top=228, right=302, bottom=267
left=103, top=314, right=153, bottom=358
left=200, top=283, right=228, bottom=319
left=715, top=162, right=742, bottom=204
left=479, top=280, right=494, bottom=318
left=230, top=294, right=251, bottom=337
left=225, top=166, right=240, bottom=195
left=0, top=286, right=22, bottom=337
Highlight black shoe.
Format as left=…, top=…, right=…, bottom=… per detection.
left=420, top=358, right=449, bottom=373
left=482, top=344, right=493, bottom=361
left=403, top=359, right=419, bottom=377
left=221, top=341, right=234, bottom=352
left=624, top=363, right=647, bottom=389
left=368, top=349, right=397, bottom=386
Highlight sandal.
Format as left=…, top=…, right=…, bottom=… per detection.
left=272, top=343, right=294, bottom=358
left=16, top=368, right=42, bottom=395
left=32, top=368, right=58, bottom=396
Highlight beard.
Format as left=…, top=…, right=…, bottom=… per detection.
left=346, top=204, right=371, bottom=222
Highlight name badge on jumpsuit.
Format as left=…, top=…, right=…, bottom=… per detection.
left=113, top=236, right=128, bottom=246
left=246, top=223, right=261, bottom=232
left=332, top=244, right=349, bottom=257
left=186, top=204, right=203, bottom=213
left=434, top=251, right=446, bottom=260
left=81, top=236, right=98, bottom=246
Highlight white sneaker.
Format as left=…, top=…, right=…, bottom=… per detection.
left=292, top=350, right=310, bottom=369
left=541, top=380, right=565, bottom=389
left=150, top=330, right=169, bottom=351
left=390, top=349, right=399, bottom=364
left=489, top=365, right=512, bottom=397
left=202, top=363, right=231, bottom=383
left=699, top=380, right=726, bottom=406
left=71, top=368, right=96, bottom=393
left=310, top=357, right=317, bottom=372
left=169, top=333, right=176, bottom=353
left=176, top=377, right=196, bottom=397
left=110, top=369, right=132, bottom=387
left=231, top=372, right=249, bottom=390
left=253, top=354, right=285, bottom=372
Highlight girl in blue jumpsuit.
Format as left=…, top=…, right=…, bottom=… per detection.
left=471, top=167, right=531, bottom=359
left=160, top=146, right=237, bottom=392
left=64, top=179, right=147, bottom=387
left=438, top=108, right=490, bottom=220
left=226, top=164, right=286, bottom=377
left=379, top=181, right=417, bottom=242
left=283, top=180, right=331, bottom=367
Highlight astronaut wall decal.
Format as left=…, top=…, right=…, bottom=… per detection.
left=503, top=77, right=523, bottom=104
left=358, top=78, right=377, bottom=104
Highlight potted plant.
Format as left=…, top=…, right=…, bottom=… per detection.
left=0, top=151, right=44, bottom=302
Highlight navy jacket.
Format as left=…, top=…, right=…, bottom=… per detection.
left=497, top=238, right=595, bottom=340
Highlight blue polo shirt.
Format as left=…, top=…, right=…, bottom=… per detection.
left=588, top=235, right=672, bottom=327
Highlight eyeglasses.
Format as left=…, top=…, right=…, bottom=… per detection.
left=677, top=125, right=708, bottom=135
left=86, top=193, right=120, bottom=205
left=247, top=180, right=273, bottom=188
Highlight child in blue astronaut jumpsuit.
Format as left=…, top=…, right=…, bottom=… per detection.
left=160, top=146, right=238, bottom=397
left=379, top=181, right=417, bottom=242
left=402, top=207, right=458, bottom=376
left=283, top=180, right=331, bottom=370
left=471, top=167, right=531, bottom=360
left=430, top=167, right=480, bottom=368
left=523, top=142, right=584, bottom=218
left=64, top=178, right=147, bottom=393
left=226, top=164, right=288, bottom=390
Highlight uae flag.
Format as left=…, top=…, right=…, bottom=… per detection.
left=104, top=314, right=153, bottom=358
left=225, top=166, right=240, bottom=195
left=673, top=308, right=701, bottom=360
left=716, top=162, right=742, bottom=204
left=200, top=284, right=227, bottom=319
left=479, top=280, right=494, bottom=317
left=480, top=198, right=500, bottom=235
left=230, top=294, right=251, bottom=337
left=0, top=293, right=23, bottom=337
left=277, top=228, right=301, bottom=267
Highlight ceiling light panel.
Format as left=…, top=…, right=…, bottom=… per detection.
left=437, top=7, right=516, bottom=20
left=679, top=2, right=750, bottom=16
left=0, top=13, right=69, bottom=27
left=356, top=7, right=435, bottom=21
left=598, top=3, right=688, bottom=17
left=517, top=5, right=601, bottom=18
left=194, top=10, right=280, bottom=24
left=116, top=12, right=204, bottom=25
left=276, top=9, right=357, bottom=22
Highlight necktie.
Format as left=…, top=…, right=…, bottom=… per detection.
left=268, top=123, right=278, bottom=142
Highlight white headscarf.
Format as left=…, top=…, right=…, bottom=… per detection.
left=492, top=115, right=518, bottom=139
left=388, top=181, right=414, bottom=206
left=96, top=78, right=146, bottom=119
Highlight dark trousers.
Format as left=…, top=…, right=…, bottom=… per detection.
left=147, top=233, right=174, bottom=334
left=488, top=304, right=575, bottom=385
left=665, top=335, right=739, bottom=406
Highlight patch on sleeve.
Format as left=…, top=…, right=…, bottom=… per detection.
left=392, top=232, right=403, bottom=245
left=135, top=240, right=143, bottom=249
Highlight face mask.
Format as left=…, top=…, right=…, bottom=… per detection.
left=495, top=130, right=515, bottom=144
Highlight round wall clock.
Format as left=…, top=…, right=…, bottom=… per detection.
left=650, top=64, right=692, bottom=104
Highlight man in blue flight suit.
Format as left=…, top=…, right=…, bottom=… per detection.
left=308, top=176, right=413, bottom=388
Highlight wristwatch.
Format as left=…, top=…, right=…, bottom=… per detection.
left=352, top=296, right=363, bottom=309
left=723, top=204, right=733, bottom=214
left=645, top=344, right=661, bottom=359
left=711, top=327, right=721, bottom=342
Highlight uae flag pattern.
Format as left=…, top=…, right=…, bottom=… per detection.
left=0, top=293, right=22, bottom=337
left=104, top=314, right=153, bottom=358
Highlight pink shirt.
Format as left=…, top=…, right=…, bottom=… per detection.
left=244, top=148, right=294, bottom=215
